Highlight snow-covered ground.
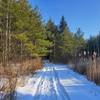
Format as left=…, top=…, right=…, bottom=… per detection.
left=16, top=61, right=100, bottom=100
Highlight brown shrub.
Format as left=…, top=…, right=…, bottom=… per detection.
left=74, top=58, right=100, bottom=85
left=0, top=58, right=43, bottom=100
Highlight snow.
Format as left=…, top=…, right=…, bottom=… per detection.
left=0, top=78, right=9, bottom=99
left=16, top=61, right=100, bottom=100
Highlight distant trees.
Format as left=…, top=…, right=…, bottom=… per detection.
left=86, top=33, right=100, bottom=56
left=59, top=16, right=68, bottom=33
left=46, top=16, right=85, bottom=63
left=74, top=28, right=85, bottom=50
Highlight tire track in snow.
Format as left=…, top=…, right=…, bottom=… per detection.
left=33, top=63, right=71, bottom=100
left=52, top=67, right=71, bottom=100
left=45, top=63, right=71, bottom=100
left=16, top=62, right=100, bottom=100
left=32, top=67, right=58, bottom=100
left=32, top=68, right=47, bottom=99
left=38, top=67, right=58, bottom=100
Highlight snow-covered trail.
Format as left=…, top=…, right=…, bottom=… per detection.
left=16, top=61, right=100, bottom=100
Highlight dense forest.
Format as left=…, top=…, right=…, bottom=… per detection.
left=46, top=17, right=85, bottom=63
left=0, top=0, right=87, bottom=65
left=0, top=0, right=52, bottom=64
left=0, top=0, right=100, bottom=99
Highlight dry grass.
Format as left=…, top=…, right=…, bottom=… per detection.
left=0, top=58, right=43, bottom=100
left=73, top=57, right=100, bottom=85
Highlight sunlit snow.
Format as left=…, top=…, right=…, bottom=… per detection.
left=16, top=61, right=100, bottom=100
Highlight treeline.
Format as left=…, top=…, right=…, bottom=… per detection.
left=0, top=0, right=86, bottom=65
left=86, top=34, right=100, bottom=56
left=45, top=16, right=85, bottom=63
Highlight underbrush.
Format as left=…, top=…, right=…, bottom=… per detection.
left=73, top=58, right=100, bottom=85
left=0, top=58, right=42, bottom=100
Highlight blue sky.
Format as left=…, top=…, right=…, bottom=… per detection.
left=29, top=0, right=100, bottom=39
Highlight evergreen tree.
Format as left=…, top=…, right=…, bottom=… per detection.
left=0, top=0, right=52, bottom=64
left=56, top=28, right=74, bottom=62
left=73, top=28, right=85, bottom=55
left=74, top=28, right=85, bottom=48
left=46, top=19, right=58, bottom=61
left=13, top=1, right=52, bottom=58
left=59, top=16, right=69, bottom=33
left=46, top=19, right=58, bottom=40
left=51, top=16, right=75, bottom=63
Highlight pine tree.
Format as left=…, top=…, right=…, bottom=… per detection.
left=0, top=0, right=52, bottom=63
left=74, top=28, right=85, bottom=48
left=59, top=16, right=69, bottom=33
left=14, top=1, right=52, bottom=58
left=46, top=19, right=58, bottom=61
left=48, top=16, right=75, bottom=63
